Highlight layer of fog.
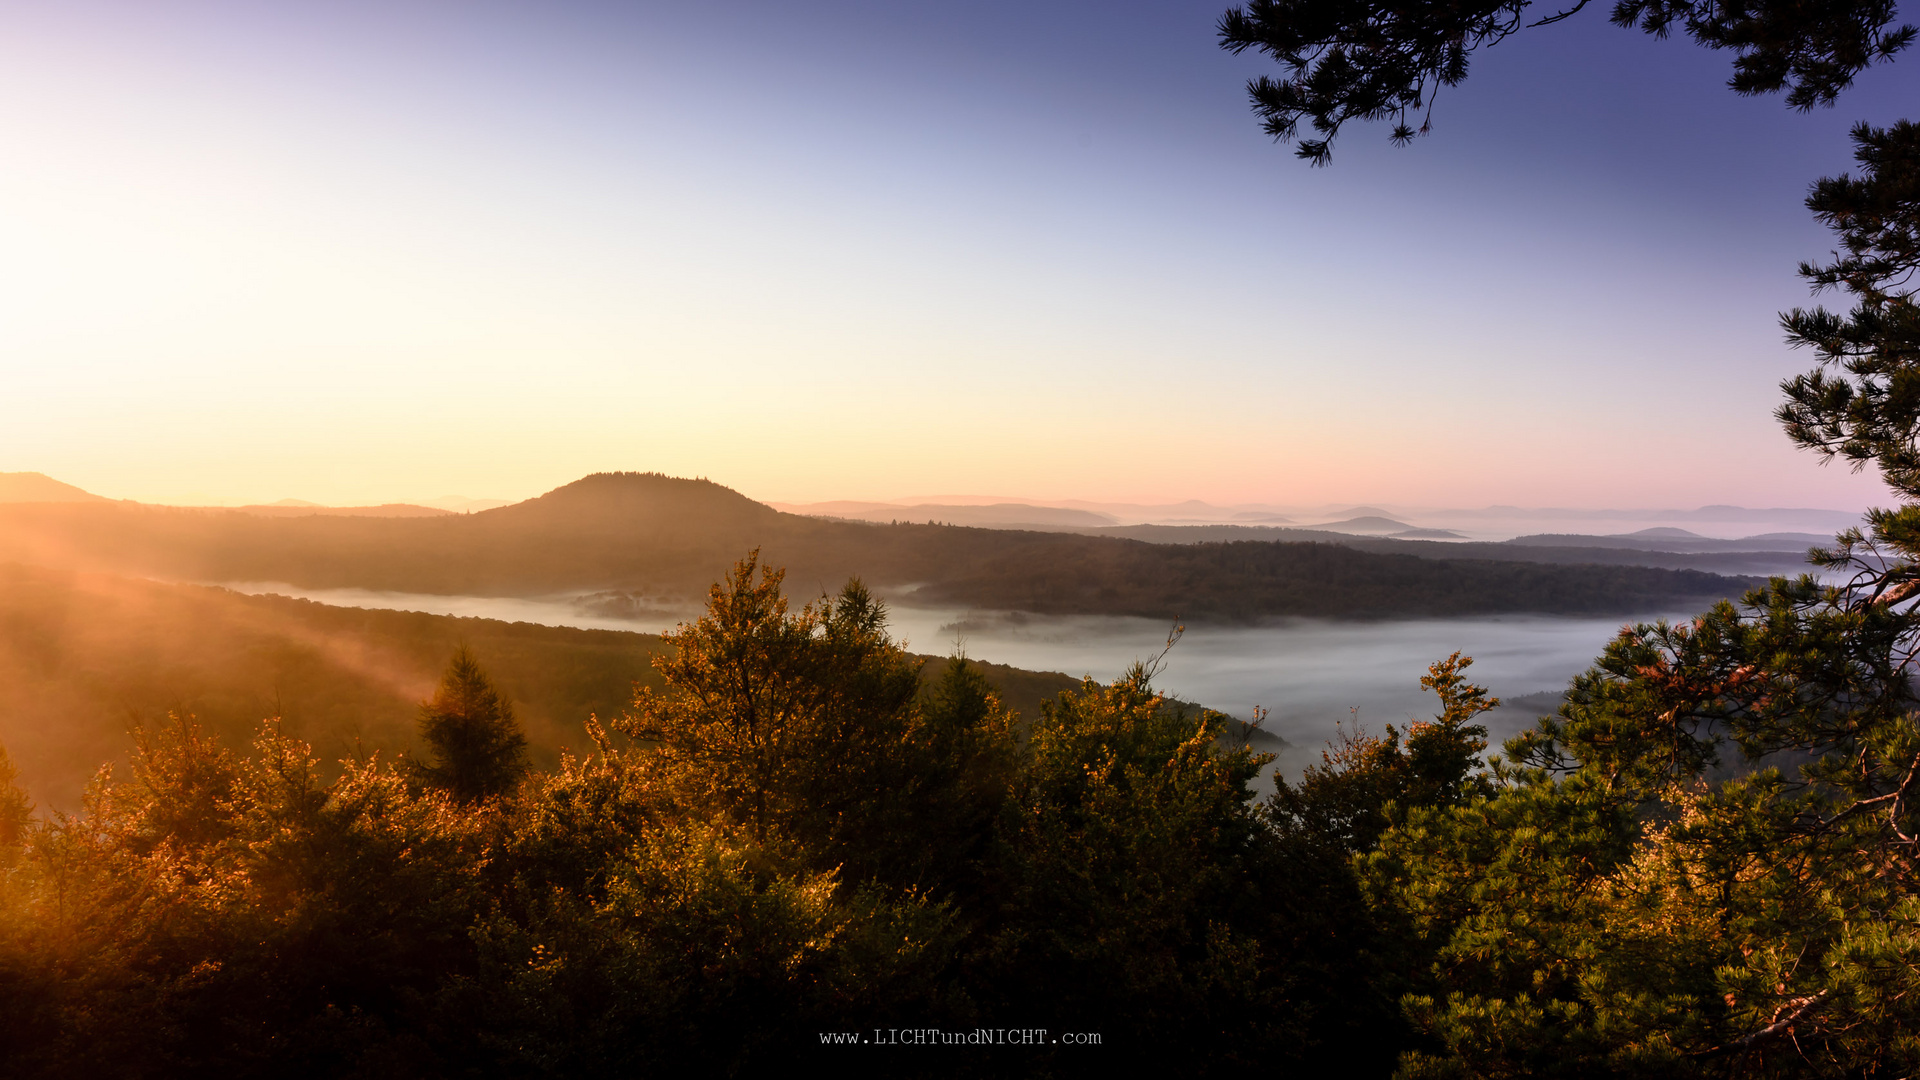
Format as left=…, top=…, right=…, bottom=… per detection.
left=218, top=583, right=701, bottom=635
left=883, top=607, right=1690, bottom=774
left=222, top=582, right=1691, bottom=774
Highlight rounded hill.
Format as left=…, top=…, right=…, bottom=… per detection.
left=475, top=473, right=780, bottom=535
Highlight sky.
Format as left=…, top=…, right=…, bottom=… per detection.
left=1, top=0, right=1915, bottom=510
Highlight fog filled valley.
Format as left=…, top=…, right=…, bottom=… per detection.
left=0, top=469, right=1798, bottom=803
left=12, top=443, right=1905, bottom=1061
left=0, top=561, right=1080, bottom=809
left=0, top=472, right=1769, bottom=621
left=213, top=575, right=1691, bottom=783
left=0, top=465, right=1903, bottom=1075
left=13, top=0, right=1920, bottom=1069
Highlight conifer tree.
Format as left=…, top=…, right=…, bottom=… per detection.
left=1270, top=652, right=1498, bottom=856
left=1219, top=0, right=1916, bottom=163
left=1233, top=21, right=1920, bottom=1075
left=622, top=552, right=999, bottom=888
left=412, top=646, right=529, bottom=801
left=1218, top=3, right=1920, bottom=1073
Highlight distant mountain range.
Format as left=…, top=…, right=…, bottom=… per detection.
left=0, top=471, right=1759, bottom=621
left=775, top=493, right=1863, bottom=540
left=1297, top=515, right=1468, bottom=540
left=15, top=472, right=1853, bottom=543
left=0, top=473, right=512, bottom=516
left=213, top=503, right=457, bottom=518
left=0, top=471, right=107, bottom=503
left=1054, top=524, right=1824, bottom=579
left=773, top=501, right=1119, bottom=529
left=1505, top=529, right=1830, bottom=554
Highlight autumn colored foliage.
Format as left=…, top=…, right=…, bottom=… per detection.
left=0, top=551, right=1375, bottom=1076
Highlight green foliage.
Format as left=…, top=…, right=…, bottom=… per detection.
left=0, top=717, right=491, bottom=1077
left=0, top=551, right=1379, bottom=1075
left=456, top=816, right=962, bottom=1076
left=1783, top=120, right=1920, bottom=504
left=1346, top=135, right=1920, bottom=1069
left=1272, top=652, right=1497, bottom=856
left=1215, top=3, right=1920, bottom=1072
left=409, top=646, right=530, bottom=802
left=977, top=668, right=1288, bottom=1042
left=620, top=555, right=1013, bottom=893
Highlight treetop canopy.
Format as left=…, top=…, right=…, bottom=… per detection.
left=1218, top=0, right=1917, bottom=163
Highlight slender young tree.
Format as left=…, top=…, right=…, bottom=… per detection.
left=0, top=742, right=30, bottom=849
left=412, top=646, right=529, bottom=801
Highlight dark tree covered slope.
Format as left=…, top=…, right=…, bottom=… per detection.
left=0, top=562, right=1079, bottom=808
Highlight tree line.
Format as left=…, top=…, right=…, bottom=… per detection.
left=8, top=513, right=1920, bottom=1073
left=1206, top=0, right=1920, bottom=1072
left=0, top=553, right=1364, bottom=1076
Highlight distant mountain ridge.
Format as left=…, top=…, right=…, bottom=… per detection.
left=778, top=492, right=1864, bottom=537
left=479, top=472, right=778, bottom=534
left=0, top=472, right=107, bottom=503
left=221, top=504, right=454, bottom=519
left=1307, top=515, right=1414, bottom=534
left=1066, top=524, right=1823, bottom=577
left=0, top=471, right=1761, bottom=621
left=779, top=501, right=1118, bottom=529
left=0, top=472, right=516, bottom=516
left=1506, top=531, right=1830, bottom=554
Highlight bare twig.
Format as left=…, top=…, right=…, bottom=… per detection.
left=1526, top=0, right=1593, bottom=27
left=1696, top=990, right=1833, bottom=1060
left=1733, top=990, right=1833, bottom=1059
left=1142, top=619, right=1185, bottom=682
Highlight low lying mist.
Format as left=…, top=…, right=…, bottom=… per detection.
left=885, top=607, right=1690, bottom=775
left=0, top=569, right=677, bottom=809
left=221, top=582, right=1687, bottom=777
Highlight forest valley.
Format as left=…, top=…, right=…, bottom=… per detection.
left=16, top=1, right=1920, bottom=1076
left=7, top=134, right=1920, bottom=1080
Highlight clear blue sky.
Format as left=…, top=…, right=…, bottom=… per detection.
left=0, top=0, right=1911, bottom=509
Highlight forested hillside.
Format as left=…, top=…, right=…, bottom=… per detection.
left=0, top=556, right=1344, bottom=1076
left=1071, top=523, right=1822, bottom=577
left=0, top=472, right=1757, bottom=619
left=0, top=563, right=1079, bottom=808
